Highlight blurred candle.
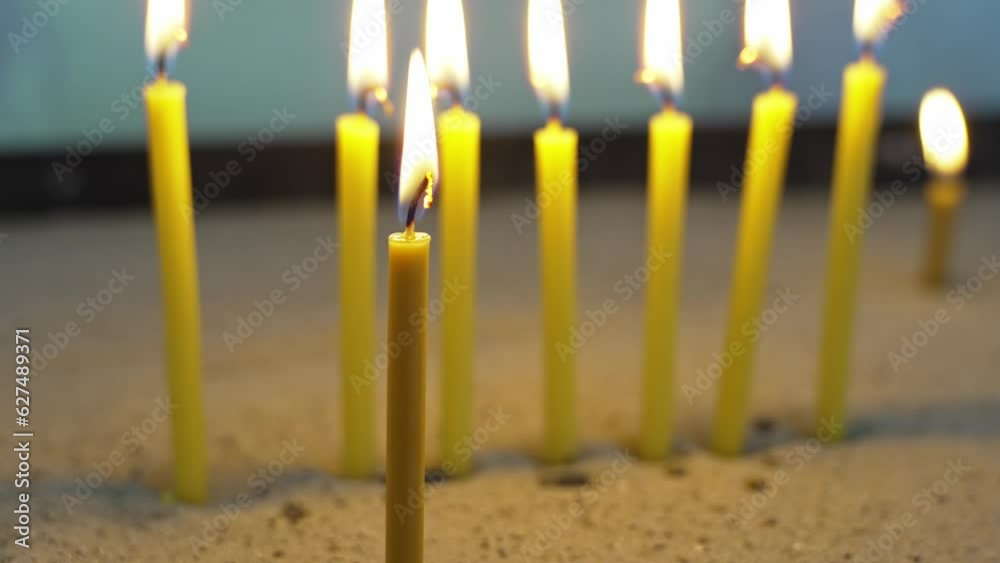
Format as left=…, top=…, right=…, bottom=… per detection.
left=426, top=0, right=480, bottom=477
left=817, top=0, right=899, bottom=442
left=338, top=0, right=388, bottom=479
left=143, top=0, right=207, bottom=504
left=712, top=0, right=797, bottom=457
left=636, top=0, right=691, bottom=461
left=528, top=0, right=578, bottom=465
left=386, top=50, right=438, bottom=563
left=919, top=89, right=969, bottom=286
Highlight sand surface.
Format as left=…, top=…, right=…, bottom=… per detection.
left=1, top=187, right=999, bottom=562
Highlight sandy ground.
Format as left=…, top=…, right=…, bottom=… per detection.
left=1, top=187, right=998, bottom=562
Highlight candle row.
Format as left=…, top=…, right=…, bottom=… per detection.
left=140, top=0, right=969, bottom=546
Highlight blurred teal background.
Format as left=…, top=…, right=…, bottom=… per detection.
left=1, top=0, right=997, bottom=153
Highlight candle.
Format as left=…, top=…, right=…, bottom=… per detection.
left=636, top=0, right=691, bottom=461
left=143, top=0, right=207, bottom=503
left=712, top=0, right=797, bottom=457
left=919, top=89, right=969, bottom=286
left=817, top=0, right=898, bottom=442
left=426, top=0, right=480, bottom=478
left=339, top=0, right=389, bottom=479
left=386, top=50, right=438, bottom=563
left=528, top=0, right=578, bottom=465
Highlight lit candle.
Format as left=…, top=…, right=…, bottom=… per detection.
left=143, top=0, right=207, bottom=503
left=817, top=0, right=899, bottom=442
left=386, top=50, right=438, bottom=563
left=426, top=0, right=480, bottom=478
left=528, top=0, right=578, bottom=465
left=339, top=0, right=389, bottom=479
left=636, top=0, right=691, bottom=461
left=711, top=0, right=797, bottom=457
left=919, top=89, right=969, bottom=286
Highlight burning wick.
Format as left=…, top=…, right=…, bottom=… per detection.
left=404, top=172, right=436, bottom=238
left=356, top=87, right=395, bottom=117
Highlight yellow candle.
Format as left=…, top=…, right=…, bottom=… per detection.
left=816, top=58, right=886, bottom=440
left=817, top=0, right=899, bottom=443
left=337, top=113, right=379, bottom=478
left=339, top=0, right=389, bottom=479
left=386, top=50, right=438, bottom=563
left=640, top=108, right=691, bottom=460
left=712, top=0, right=797, bottom=456
left=918, top=89, right=970, bottom=286
left=637, top=0, right=691, bottom=461
left=143, top=0, right=206, bottom=504
left=426, top=0, right=480, bottom=477
left=386, top=231, right=430, bottom=563
left=528, top=0, right=578, bottom=465
left=437, top=106, right=480, bottom=475
left=534, top=119, right=579, bottom=464
left=923, top=178, right=967, bottom=285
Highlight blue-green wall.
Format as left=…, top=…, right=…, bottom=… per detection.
left=1, top=0, right=997, bottom=152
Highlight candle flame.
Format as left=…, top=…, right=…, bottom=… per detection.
left=638, top=0, right=684, bottom=96
left=528, top=0, right=570, bottom=110
left=854, top=0, right=901, bottom=46
left=739, top=0, right=793, bottom=75
left=145, top=0, right=188, bottom=63
left=398, top=50, right=440, bottom=225
left=347, top=0, right=390, bottom=104
left=919, top=89, right=969, bottom=177
left=426, top=0, right=470, bottom=98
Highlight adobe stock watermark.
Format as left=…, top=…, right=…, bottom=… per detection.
left=222, top=236, right=338, bottom=352
left=52, top=67, right=161, bottom=183
left=843, top=117, right=965, bottom=243
left=30, top=268, right=136, bottom=374
left=853, top=458, right=971, bottom=563
left=212, top=0, right=249, bottom=21
left=520, top=450, right=636, bottom=560
left=7, top=0, right=73, bottom=54
left=383, top=74, right=502, bottom=191
left=717, top=85, right=836, bottom=202
left=61, top=397, right=177, bottom=514
left=510, top=117, right=629, bottom=234
left=338, top=0, right=403, bottom=60
left=682, top=287, right=800, bottom=403
left=392, top=407, right=511, bottom=523
left=350, top=278, right=468, bottom=393
left=888, top=255, right=999, bottom=373
left=186, top=107, right=297, bottom=218
left=725, top=417, right=844, bottom=530
left=188, top=439, right=306, bottom=554
left=556, top=246, right=672, bottom=362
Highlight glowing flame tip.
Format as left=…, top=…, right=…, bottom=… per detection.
left=919, top=88, right=969, bottom=177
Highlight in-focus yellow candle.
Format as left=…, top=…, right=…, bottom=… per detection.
left=339, top=0, right=389, bottom=479
left=528, top=0, right=578, bottom=465
left=919, top=88, right=970, bottom=286
left=386, top=50, right=438, bottom=563
left=713, top=0, right=797, bottom=456
left=817, top=0, right=898, bottom=443
left=637, top=0, right=690, bottom=461
left=386, top=231, right=430, bottom=563
left=427, top=0, right=480, bottom=477
left=143, top=0, right=206, bottom=504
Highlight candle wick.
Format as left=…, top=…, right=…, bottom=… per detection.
left=156, top=53, right=168, bottom=80
left=860, top=42, right=877, bottom=63
left=659, top=89, right=676, bottom=112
